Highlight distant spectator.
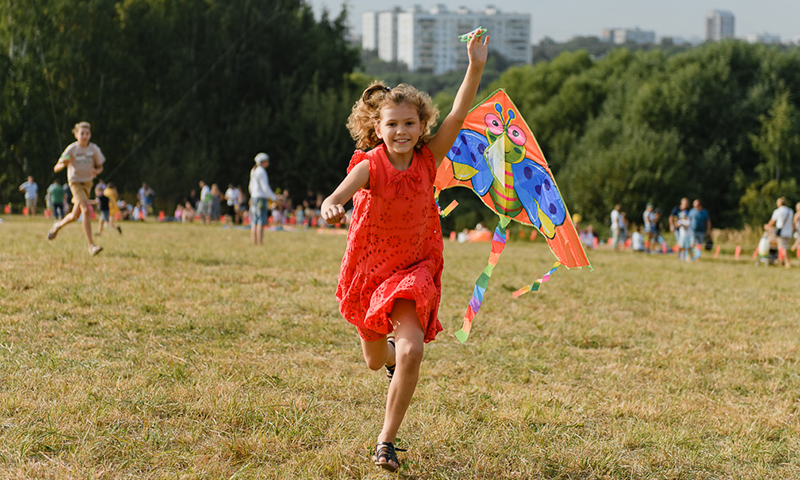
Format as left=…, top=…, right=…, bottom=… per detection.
left=182, top=199, right=195, bottom=223
left=631, top=226, right=645, bottom=252
left=224, top=183, right=240, bottom=218
left=137, top=183, right=153, bottom=220
left=669, top=197, right=690, bottom=239
left=650, top=208, right=663, bottom=253
left=104, top=182, right=122, bottom=233
left=610, top=204, right=621, bottom=251
left=187, top=189, right=198, bottom=211
left=765, top=197, right=793, bottom=269
left=643, top=203, right=653, bottom=237
left=675, top=206, right=692, bottom=262
left=198, top=181, right=211, bottom=224
left=19, top=176, right=38, bottom=216
left=619, top=212, right=629, bottom=248
left=249, top=152, right=277, bottom=245
left=688, top=199, right=711, bottom=248
left=48, top=180, right=65, bottom=220
left=210, top=183, right=222, bottom=221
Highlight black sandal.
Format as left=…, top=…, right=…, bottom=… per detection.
left=372, top=441, right=406, bottom=472
left=385, top=337, right=396, bottom=382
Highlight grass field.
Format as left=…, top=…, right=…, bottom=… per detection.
left=1, top=216, right=799, bottom=479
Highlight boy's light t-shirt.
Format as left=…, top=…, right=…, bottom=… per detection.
left=59, top=142, right=106, bottom=183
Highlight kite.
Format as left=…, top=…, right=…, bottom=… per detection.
left=434, top=89, right=591, bottom=342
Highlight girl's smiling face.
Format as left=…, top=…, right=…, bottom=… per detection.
left=75, top=127, right=91, bottom=147
left=375, top=103, right=423, bottom=157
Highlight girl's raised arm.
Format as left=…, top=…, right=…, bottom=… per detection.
left=320, top=161, right=370, bottom=224
left=427, top=33, right=489, bottom=166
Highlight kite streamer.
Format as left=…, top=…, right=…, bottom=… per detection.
left=454, top=216, right=511, bottom=343
left=437, top=199, right=459, bottom=217
left=512, top=262, right=560, bottom=298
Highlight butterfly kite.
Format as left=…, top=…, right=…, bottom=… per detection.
left=434, top=89, right=591, bottom=342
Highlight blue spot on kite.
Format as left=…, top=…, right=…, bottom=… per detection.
left=549, top=203, right=557, bottom=214
left=470, top=152, right=476, bottom=163
left=544, top=179, right=551, bottom=190
left=460, top=134, right=466, bottom=144
left=452, top=146, right=461, bottom=155
left=535, top=184, right=542, bottom=195
left=524, top=166, right=532, bottom=179
left=477, top=144, right=485, bottom=155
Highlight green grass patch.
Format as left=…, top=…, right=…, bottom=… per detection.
left=0, top=216, right=798, bottom=478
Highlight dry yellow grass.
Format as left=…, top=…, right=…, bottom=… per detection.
left=0, top=216, right=798, bottom=479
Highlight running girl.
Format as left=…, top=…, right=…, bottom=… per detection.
left=321, top=32, right=489, bottom=472
left=48, top=122, right=105, bottom=255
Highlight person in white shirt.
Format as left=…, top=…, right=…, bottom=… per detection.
left=610, top=204, right=621, bottom=251
left=766, top=197, right=793, bottom=268
left=19, top=176, right=38, bottom=216
left=224, top=184, right=240, bottom=220
left=249, top=152, right=277, bottom=245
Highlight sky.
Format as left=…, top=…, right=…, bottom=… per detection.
left=307, top=0, right=800, bottom=43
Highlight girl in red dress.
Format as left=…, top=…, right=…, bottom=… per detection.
left=321, top=33, right=489, bottom=472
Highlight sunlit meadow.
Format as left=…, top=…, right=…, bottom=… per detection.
left=0, top=217, right=798, bottom=479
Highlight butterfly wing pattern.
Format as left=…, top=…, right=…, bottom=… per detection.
left=434, top=89, right=591, bottom=342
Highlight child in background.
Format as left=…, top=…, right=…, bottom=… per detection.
left=49, top=180, right=66, bottom=219
left=94, top=185, right=110, bottom=236
left=103, top=182, right=122, bottom=234
left=321, top=32, right=488, bottom=472
left=676, top=207, right=691, bottom=261
left=48, top=122, right=105, bottom=255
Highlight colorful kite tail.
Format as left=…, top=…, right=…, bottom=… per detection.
left=454, top=216, right=511, bottom=343
left=512, top=262, right=561, bottom=297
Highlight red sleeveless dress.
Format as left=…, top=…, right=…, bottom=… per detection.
left=336, top=144, right=444, bottom=343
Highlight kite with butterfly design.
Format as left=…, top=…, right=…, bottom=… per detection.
left=434, top=89, right=591, bottom=342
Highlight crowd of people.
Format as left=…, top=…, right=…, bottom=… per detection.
left=591, top=196, right=797, bottom=267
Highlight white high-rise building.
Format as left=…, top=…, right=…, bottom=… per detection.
left=362, top=12, right=378, bottom=51
left=363, top=5, right=531, bottom=74
left=705, top=10, right=735, bottom=41
left=377, top=8, right=402, bottom=62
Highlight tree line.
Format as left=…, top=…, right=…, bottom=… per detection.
left=2, top=2, right=799, bottom=230
left=1, top=0, right=364, bottom=210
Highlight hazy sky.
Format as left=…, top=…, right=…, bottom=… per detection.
left=308, top=0, right=800, bottom=43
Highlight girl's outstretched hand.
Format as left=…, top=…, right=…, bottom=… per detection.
left=322, top=203, right=346, bottom=225
left=467, top=32, right=489, bottom=68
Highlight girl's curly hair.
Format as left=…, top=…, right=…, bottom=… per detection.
left=347, top=81, right=439, bottom=151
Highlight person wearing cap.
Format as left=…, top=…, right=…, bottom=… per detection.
left=249, top=152, right=277, bottom=245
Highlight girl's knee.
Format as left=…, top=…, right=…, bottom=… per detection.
left=396, top=339, right=423, bottom=366
left=364, top=352, right=385, bottom=371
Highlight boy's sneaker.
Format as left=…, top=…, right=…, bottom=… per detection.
left=88, top=244, right=103, bottom=256
left=47, top=222, right=60, bottom=240
left=117, top=226, right=122, bottom=234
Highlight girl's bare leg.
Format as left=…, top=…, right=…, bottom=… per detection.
left=378, top=299, right=423, bottom=445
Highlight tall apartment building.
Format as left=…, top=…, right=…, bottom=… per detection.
left=705, top=10, right=735, bottom=41
left=362, top=12, right=378, bottom=51
left=363, top=5, right=531, bottom=74
left=601, top=27, right=656, bottom=45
